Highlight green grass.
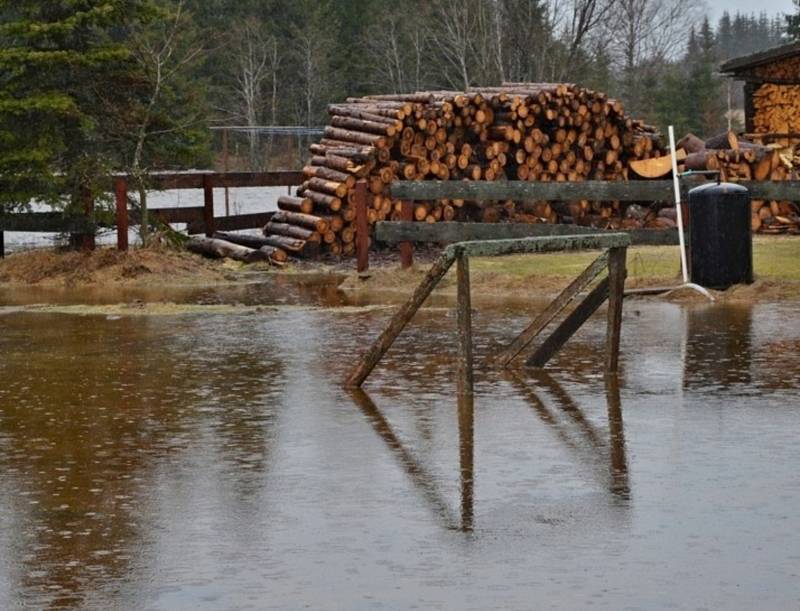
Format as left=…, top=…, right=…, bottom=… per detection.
left=469, top=236, right=800, bottom=282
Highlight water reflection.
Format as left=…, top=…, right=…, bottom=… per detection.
left=507, top=370, right=630, bottom=501
left=684, top=304, right=753, bottom=389
left=0, top=313, right=285, bottom=608
left=349, top=371, right=627, bottom=534
left=348, top=389, right=466, bottom=531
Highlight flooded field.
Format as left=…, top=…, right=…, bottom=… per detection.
left=1, top=281, right=799, bottom=610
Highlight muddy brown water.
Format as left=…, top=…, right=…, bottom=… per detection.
left=1, top=280, right=799, bottom=610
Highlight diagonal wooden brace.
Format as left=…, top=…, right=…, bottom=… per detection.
left=496, top=250, right=610, bottom=367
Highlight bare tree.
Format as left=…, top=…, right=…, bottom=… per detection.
left=550, top=0, right=617, bottom=80
left=427, top=0, right=479, bottom=89
left=291, top=0, right=338, bottom=127
left=230, top=19, right=281, bottom=169
left=129, top=0, right=205, bottom=244
left=605, top=0, right=701, bottom=110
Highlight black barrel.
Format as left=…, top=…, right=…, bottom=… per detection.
left=688, top=182, right=753, bottom=289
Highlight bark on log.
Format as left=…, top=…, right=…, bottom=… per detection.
left=187, top=237, right=269, bottom=263
left=277, top=195, right=313, bottom=214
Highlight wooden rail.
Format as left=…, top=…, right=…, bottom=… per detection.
left=345, top=233, right=630, bottom=392
left=389, top=178, right=800, bottom=202
left=0, top=171, right=304, bottom=258
left=376, top=221, right=679, bottom=246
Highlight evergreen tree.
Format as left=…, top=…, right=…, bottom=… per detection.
left=787, top=0, right=800, bottom=40
left=717, top=12, right=733, bottom=60
left=0, top=1, right=159, bottom=212
left=684, top=18, right=726, bottom=137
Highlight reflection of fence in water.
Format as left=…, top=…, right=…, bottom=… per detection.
left=349, top=375, right=628, bottom=532
left=211, top=127, right=324, bottom=173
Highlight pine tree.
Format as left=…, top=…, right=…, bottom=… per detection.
left=717, top=12, right=733, bottom=60
left=0, top=1, right=161, bottom=212
left=787, top=0, right=800, bottom=40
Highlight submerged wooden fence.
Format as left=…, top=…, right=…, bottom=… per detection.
left=345, top=233, right=630, bottom=393
left=0, top=171, right=304, bottom=257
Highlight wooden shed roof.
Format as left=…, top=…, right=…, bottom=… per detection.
left=720, top=41, right=800, bottom=75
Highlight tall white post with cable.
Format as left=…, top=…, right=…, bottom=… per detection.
left=665, top=125, right=714, bottom=301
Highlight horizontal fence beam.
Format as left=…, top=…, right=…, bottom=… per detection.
left=0, top=208, right=275, bottom=234
left=376, top=221, right=678, bottom=246
left=390, top=179, right=800, bottom=202
left=137, top=170, right=304, bottom=190
left=446, top=233, right=631, bottom=258
left=0, top=212, right=95, bottom=232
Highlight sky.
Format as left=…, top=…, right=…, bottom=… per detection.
left=707, top=0, right=795, bottom=21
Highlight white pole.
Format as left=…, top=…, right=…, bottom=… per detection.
left=668, top=125, right=690, bottom=284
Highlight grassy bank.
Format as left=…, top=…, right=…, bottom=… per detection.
left=342, top=236, right=800, bottom=302
left=468, top=236, right=800, bottom=283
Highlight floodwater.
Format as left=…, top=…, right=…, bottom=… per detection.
left=1, top=283, right=799, bottom=610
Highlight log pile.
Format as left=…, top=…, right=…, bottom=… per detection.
left=752, top=83, right=800, bottom=134
left=748, top=56, right=800, bottom=134
left=670, top=130, right=800, bottom=234
left=258, top=81, right=800, bottom=260
left=263, top=82, right=666, bottom=256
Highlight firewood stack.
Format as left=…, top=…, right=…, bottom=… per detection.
left=262, top=83, right=666, bottom=257
left=749, top=55, right=800, bottom=134
left=670, top=130, right=800, bottom=234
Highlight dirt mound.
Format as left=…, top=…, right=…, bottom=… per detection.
left=0, top=247, right=231, bottom=287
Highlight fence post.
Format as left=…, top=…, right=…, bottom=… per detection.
left=203, top=175, right=215, bottom=237
left=222, top=128, right=230, bottom=217
left=456, top=249, right=474, bottom=396
left=400, top=200, right=413, bottom=269
left=355, top=180, right=369, bottom=273
left=605, top=246, right=627, bottom=374
left=115, top=177, right=129, bottom=251
left=0, top=230, right=4, bottom=259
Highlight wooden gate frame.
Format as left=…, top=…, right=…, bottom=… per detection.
left=345, top=233, right=630, bottom=393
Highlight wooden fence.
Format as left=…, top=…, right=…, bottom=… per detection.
left=0, top=171, right=304, bottom=257
left=366, top=178, right=800, bottom=270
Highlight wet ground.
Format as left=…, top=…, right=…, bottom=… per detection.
left=1, top=280, right=799, bottom=610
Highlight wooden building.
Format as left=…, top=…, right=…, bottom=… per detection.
left=721, top=41, right=800, bottom=137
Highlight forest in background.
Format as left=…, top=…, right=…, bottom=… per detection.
left=0, top=0, right=798, bottom=216
left=189, top=1, right=788, bottom=136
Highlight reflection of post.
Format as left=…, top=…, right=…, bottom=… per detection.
left=457, top=392, right=474, bottom=532
left=347, top=388, right=459, bottom=530
left=508, top=370, right=631, bottom=500
left=456, top=251, right=474, bottom=396
left=605, top=375, right=630, bottom=499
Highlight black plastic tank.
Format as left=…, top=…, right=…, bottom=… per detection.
left=688, top=181, right=753, bottom=289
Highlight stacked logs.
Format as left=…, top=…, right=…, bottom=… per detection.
left=673, top=130, right=800, bottom=234
left=263, top=83, right=666, bottom=257
left=748, top=56, right=800, bottom=134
